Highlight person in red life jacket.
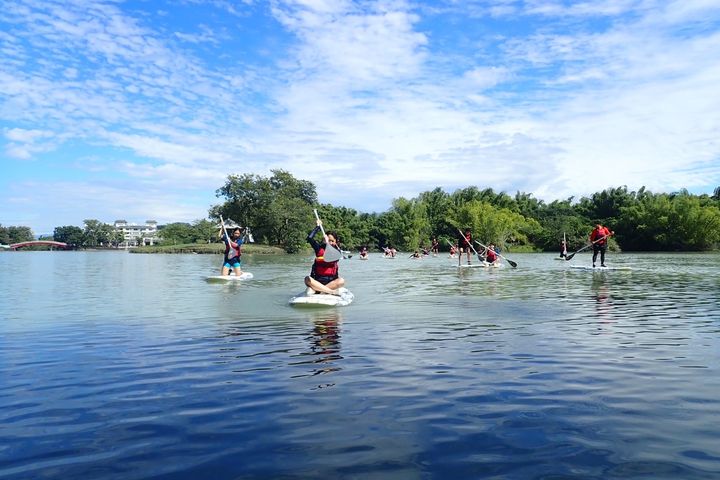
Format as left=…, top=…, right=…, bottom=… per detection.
left=485, top=243, right=498, bottom=264
left=589, top=223, right=615, bottom=267
left=458, top=228, right=473, bottom=265
left=219, top=226, right=245, bottom=276
left=304, top=218, right=345, bottom=295
left=431, top=238, right=440, bottom=256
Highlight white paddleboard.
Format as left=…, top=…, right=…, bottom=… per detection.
left=206, top=272, right=254, bottom=282
left=458, top=262, right=502, bottom=269
left=569, top=265, right=632, bottom=271
left=289, top=287, right=354, bottom=307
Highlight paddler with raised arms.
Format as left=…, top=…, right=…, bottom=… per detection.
left=218, top=221, right=246, bottom=276
left=304, top=217, right=346, bottom=295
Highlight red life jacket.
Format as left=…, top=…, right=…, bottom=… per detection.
left=486, top=249, right=498, bottom=262
left=314, top=246, right=339, bottom=276
left=591, top=227, right=611, bottom=245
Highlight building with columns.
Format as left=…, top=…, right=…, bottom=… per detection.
left=114, top=220, right=159, bottom=247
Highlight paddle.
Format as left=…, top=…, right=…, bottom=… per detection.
left=219, top=214, right=230, bottom=247
left=457, top=228, right=484, bottom=263
left=313, top=209, right=342, bottom=263
left=475, top=240, right=518, bottom=268
left=565, top=233, right=611, bottom=261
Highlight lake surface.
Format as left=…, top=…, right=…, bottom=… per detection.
left=1, top=250, right=719, bottom=479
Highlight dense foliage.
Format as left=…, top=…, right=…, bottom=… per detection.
left=0, top=224, right=34, bottom=244
left=13, top=175, right=719, bottom=253
left=52, top=220, right=123, bottom=248
left=211, top=169, right=318, bottom=253
left=211, top=174, right=720, bottom=253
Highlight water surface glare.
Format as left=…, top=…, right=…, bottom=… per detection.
left=1, top=251, right=719, bottom=479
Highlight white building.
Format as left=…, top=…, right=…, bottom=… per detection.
left=114, top=220, right=159, bottom=247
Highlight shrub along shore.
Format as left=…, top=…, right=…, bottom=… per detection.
left=130, top=243, right=286, bottom=255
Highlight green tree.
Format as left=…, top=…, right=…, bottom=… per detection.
left=82, top=219, right=113, bottom=247
left=449, top=201, right=539, bottom=249
left=159, top=222, right=194, bottom=245
left=5, top=226, right=34, bottom=243
left=418, top=187, right=453, bottom=239
left=53, top=226, right=84, bottom=247
left=213, top=170, right=318, bottom=252
left=0, top=225, right=34, bottom=244
left=192, top=219, right=217, bottom=244
left=388, top=197, right=430, bottom=250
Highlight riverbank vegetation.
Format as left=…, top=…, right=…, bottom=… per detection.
left=131, top=243, right=285, bottom=255
left=9, top=171, right=720, bottom=253
left=211, top=171, right=720, bottom=253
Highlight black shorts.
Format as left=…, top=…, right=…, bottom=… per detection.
left=312, top=274, right=337, bottom=285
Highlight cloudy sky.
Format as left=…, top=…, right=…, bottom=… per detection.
left=2, top=0, right=719, bottom=234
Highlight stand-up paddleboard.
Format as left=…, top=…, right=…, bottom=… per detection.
left=206, top=272, right=254, bottom=282
left=458, top=262, right=503, bottom=269
left=569, top=265, right=632, bottom=271
left=289, top=287, right=354, bottom=307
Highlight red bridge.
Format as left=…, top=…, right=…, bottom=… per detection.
left=8, top=241, right=69, bottom=250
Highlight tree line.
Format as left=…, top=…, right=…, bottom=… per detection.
left=52, top=219, right=218, bottom=248
left=6, top=172, right=719, bottom=252
left=213, top=171, right=720, bottom=253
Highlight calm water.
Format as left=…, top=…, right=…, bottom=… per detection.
left=1, top=250, right=719, bottom=479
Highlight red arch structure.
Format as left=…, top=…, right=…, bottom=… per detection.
left=10, top=240, right=68, bottom=250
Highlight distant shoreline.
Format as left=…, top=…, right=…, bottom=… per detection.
left=130, top=243, right=287, bottom=255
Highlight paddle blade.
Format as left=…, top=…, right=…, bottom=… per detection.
left=565, top=252, right=576, bottom=261
left=322, top=244, right=343, bottom=263
left=506, top=258, right=518, bottom=268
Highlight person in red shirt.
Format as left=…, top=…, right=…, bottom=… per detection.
left=485, top=243, right=498, bottom=264
left=458, top=229, right=473, bottom=265
left=589, top=223, right=615, bottom=267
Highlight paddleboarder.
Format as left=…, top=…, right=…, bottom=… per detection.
left=589, top=223, right=614, bottom=267
left=305, top=218, right=345, bottom=295
left=219, top=226, right=245, bottom=276
left=458, top=228, right=473, bottom=265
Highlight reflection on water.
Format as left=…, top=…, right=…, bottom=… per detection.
left=292, top=312, right=343, bottom=384
left=0, top=251, right=719, bottom=479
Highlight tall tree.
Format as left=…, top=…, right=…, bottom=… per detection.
left=213, top=169, right=318, bottom=252
left=53, top=226, right=84, bottom=246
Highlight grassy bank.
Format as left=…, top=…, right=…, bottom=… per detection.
left=130, top=243, right=286, bottom=254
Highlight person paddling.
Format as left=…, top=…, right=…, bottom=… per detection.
left=305, top=218, right=345, bottom=295
left=431, top=238, right=440, bottom=256
left=590, top=223, right=615, bottom=267
left=458, top=228, right=473, bottom=265
left=484, top=243, right=498, bottom=264
left=219, top=226, right=245, bottom=276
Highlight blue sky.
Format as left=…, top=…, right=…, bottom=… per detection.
left=2, top=0, right=719, bottom=235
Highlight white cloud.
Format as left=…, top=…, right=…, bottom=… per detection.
left=0, top=0, right=718, bottom=234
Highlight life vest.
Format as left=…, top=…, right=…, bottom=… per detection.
left=591, top=227, right=611, bottom=245
left=314, top=246, right=339, bottom=276
left=224, top=235, right=242, bottom=260
left=486, top=249, right=497, bottom=262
